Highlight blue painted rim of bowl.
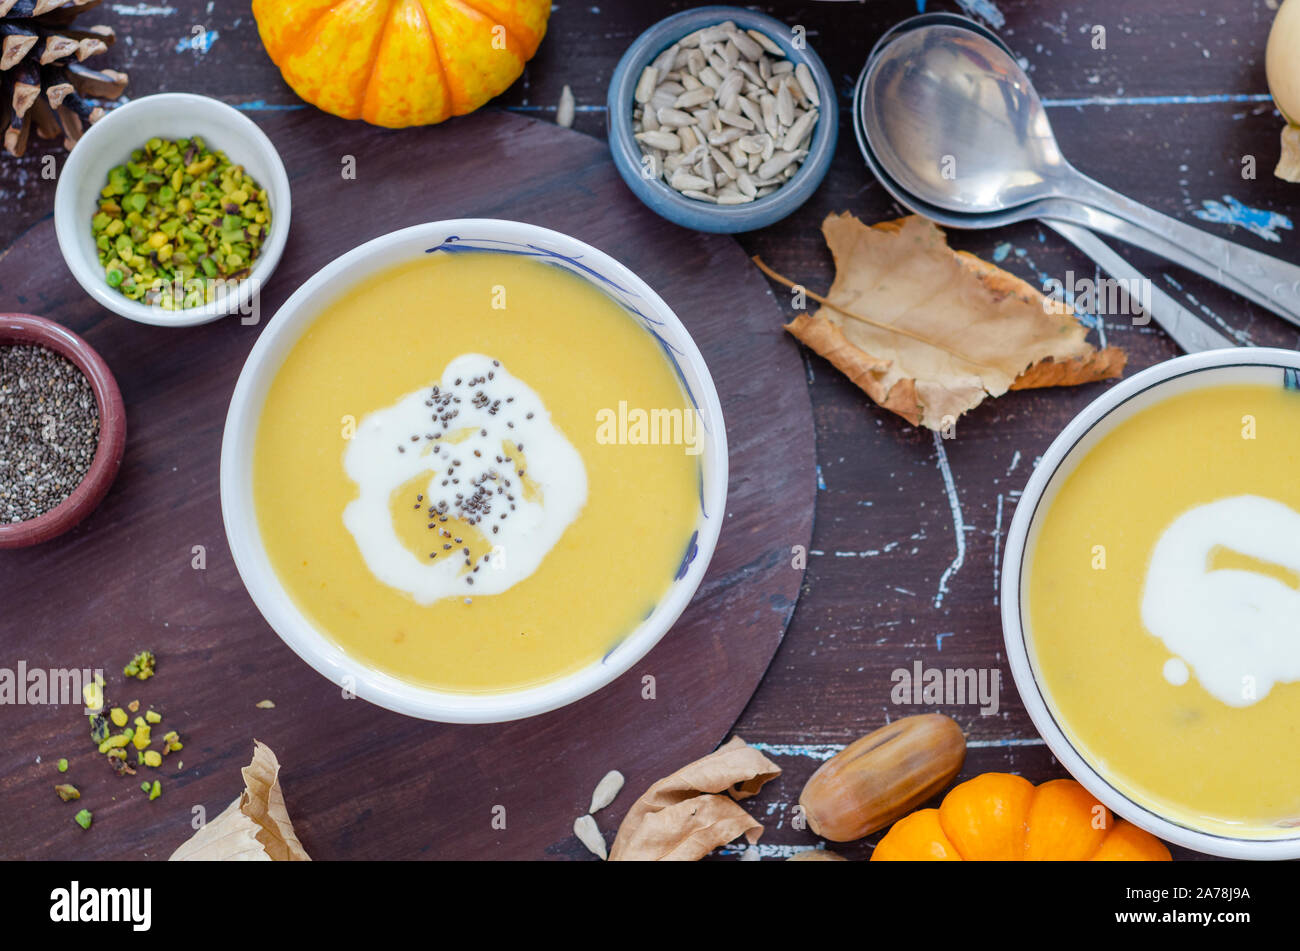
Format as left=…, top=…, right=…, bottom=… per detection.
left=606, top=5, right=839, bottom=234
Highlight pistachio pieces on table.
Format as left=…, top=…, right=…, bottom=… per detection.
left=632, top=21, right=820, bottom=205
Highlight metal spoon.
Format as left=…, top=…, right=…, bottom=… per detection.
left=852, top=16, right=1234, bottom=352
left=860, top=21, right=1300, bottom=327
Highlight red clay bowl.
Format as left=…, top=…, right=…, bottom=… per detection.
left=0, top=313, right=126, bottom=548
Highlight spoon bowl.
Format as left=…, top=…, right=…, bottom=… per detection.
left=863, top=24, right=1066, bottom=214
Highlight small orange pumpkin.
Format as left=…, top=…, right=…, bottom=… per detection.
left=252, top=0, right=551, bottom=128
left=871, top=773, right=1171, bottom=861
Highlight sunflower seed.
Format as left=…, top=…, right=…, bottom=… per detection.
left=729, top=139, right=746, bottom=168
left=651, top=43, right=680, bottom=75
left=760, top=94, right=778, bottom=136
left=757, top=149, right=805, bottom=179
left=589, top=770, right=625, bottom=814
left=747, top=28, right=785, bottom=57
left=634, top=66, right=658, bottom=104
left=717, top=109, right=754, bottom=130
left=636, top=129, right=681, bottom=151
left=716, top=71, right=744, bottom=106
left=783, top=108, right=817, bottom=150
left=699, top=65, right=723, bottom=89
left=776, top=81, right=794, bottom=126
left=656, top=107, right=696, bottom=127
left=707, top=127, right=744, bottom=145
left=670, top=170, right=713, bottom=191
left=771, top=58, right=794, bottom=75
left=736, top=171, right=757, bottom=197
left=681, top=189, right=717, bottom=202
left=556, top=85, right=575, bottom=128
left=573, top=814, right=607, bottom=860
left=737, top=95, right=763, bottom=128
left=709, top=146, right=738, bottom=179
left=674, top=86, right=713, bottom=110
left=795, top=62, right=820, bottom=107
left=730, top=29, right=763, bottom=61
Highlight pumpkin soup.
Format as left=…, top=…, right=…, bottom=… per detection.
left=253, top=252, right=702, bottom=693
left=1026, top=382, right=1300, bottom=836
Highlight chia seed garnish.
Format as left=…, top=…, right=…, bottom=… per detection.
left=0, top=344, right=100, bottom=523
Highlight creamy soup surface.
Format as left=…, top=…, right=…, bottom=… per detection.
left=1028, top=382, right=1300, bottom=836
left=254, top=252, right=701, bottom=693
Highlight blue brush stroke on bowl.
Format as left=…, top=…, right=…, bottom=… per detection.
left=606, top=6, right=839, bottom=234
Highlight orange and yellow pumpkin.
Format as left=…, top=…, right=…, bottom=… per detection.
left=871, top=773, right=1171, bottom=861
left=252, top=0, right=551, bottom=128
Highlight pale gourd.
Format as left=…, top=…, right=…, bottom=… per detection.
left=1268, top=0, right=1300, bottom=180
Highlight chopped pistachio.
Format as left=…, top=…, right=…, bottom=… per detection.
left=57, top=758, right=68, bottom=773
left=141, top=781, right=151, bottom=793
left=142, top=750, right=162, bottom=768
left=145, top=710, right=162, bottom=724
left=93, top=138, right=271, bottom=311
left=127, top=700, right=140, bottom=713
left=109, top=707, right=128, bottom=727
left=149, top=780, right=162, bottom=801
left=82, top=682, right=103, bottom=713
left=132, top=725, right=151, bottom=750
left=74, top=808, right=93, bottom=830
left=123, top=651, right=156, bottom=681
left=89, top=714, right=109, bottom=745
left=54, top=784, right=80, bottom=802
left=255, top=700, right=275, bottom=709
left=97, top=734, right=129, bottom=753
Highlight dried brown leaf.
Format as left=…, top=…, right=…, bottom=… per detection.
left=168, top=740, right=310, bottom=861
left=772, top=213, right=1126, bottom=429
left=609, top=736, right=781, bottom=861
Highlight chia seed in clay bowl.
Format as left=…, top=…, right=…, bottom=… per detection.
left=0, top=313, right=126, bottom=549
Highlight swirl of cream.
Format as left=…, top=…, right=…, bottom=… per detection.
left=342, top=354, right=587, bottom=604
left=1141, top=495, right=1300, bottom=707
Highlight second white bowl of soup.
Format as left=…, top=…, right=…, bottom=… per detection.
left=221, top=220, right=726, bottom=723
left=1003, top=348, right=1300, bottom=859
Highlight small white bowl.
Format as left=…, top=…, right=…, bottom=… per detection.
left=1002, top=347, right=1300, bottom=859
left=54, top=93, right=291, bottom=328
left=220, top=219, right=728, bottom=723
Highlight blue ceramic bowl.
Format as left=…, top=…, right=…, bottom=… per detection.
left=606, top=6, right=839, bottom=234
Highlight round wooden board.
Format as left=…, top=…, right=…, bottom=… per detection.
left=0, top=110, right=814, bottom=860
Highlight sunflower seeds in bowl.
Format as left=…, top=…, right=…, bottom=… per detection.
left=631, top=21, right=819, bottom=206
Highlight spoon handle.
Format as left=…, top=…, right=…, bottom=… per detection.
left=1061, top=177, right=1300, bottom=327
left=1042, top=221, right=1235, bottom=354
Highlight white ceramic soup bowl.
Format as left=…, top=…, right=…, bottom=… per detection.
left=221, top=219, right=728, bottom=723
left=1002, top=347, right=1300, bottom=859
left=55, top=93, right=291, bottom=328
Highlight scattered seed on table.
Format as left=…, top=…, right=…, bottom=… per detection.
left=556, top=84, right=575, bottom=128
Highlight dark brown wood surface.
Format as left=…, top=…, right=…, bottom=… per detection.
left=2, top=0, right=1298, bottom=861
left=0, top=109, right=814, bottom=859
